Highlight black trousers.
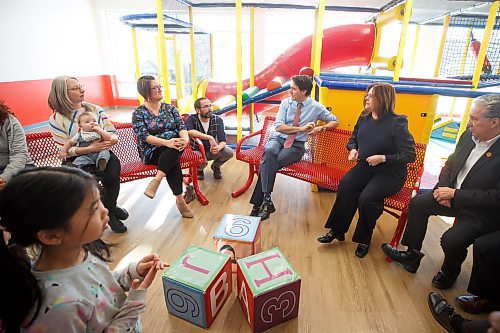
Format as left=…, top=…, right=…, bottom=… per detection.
left=462, top=319, right=490, bottom=333
left=468, top=230, right=500, bottom=302
left=401, top=192, right=497, bottom=279
left=150, top=147, right=183, bottom=196
left=324, top=163, right=405, bottom=245
left=75, top=151, right=121, bottom=217
left=249, top=137, right=304, bottom=207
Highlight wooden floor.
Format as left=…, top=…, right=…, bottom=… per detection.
left=104, top=158, right=486, bottom=333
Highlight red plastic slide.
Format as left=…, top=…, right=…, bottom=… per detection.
left=205, top=24, right=375, bottom=101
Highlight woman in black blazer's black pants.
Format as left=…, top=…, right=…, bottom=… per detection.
left=317, top=83, right=416, bottom=258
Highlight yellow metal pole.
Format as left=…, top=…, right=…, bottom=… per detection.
left=433, top=15, right=450, bottom=78
left=452, top=27, right=472, bottom=119
left=472, top=0, right=499, bottom=88
left=393, top=0, right=413, bottom=82
left=409, top=24, right=420, bottom=74
left=131, top=27, right=144, bottom=105
left=459, top=28, right=473, bottom=75
left=236, top=0, right=243, bottom=141
left=172, top=35, right=183, bottom=101
left=189, top=6, right=197, bottom=98
left=156, top=0, right=170, bottom=103
left=458, top=98, right=473, bottom=138
left=371, top=25, right=382, bottom=75
left=310, top=8, right=318, bottom=69
left=311, top=0, right=325, bottom=99
left=155, top=36, right=162, bottom=81
left=249, top=7, right=255, bottom=133
left=210, top=33, right=214, bottom=79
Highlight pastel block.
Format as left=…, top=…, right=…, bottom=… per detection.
left=237, top=247, right=301, bottom=332
left=162, top=245, right=232, bottom=328
left=213, top=214, right=262, bottom=271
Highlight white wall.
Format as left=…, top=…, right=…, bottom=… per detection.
left=0, top=0, right=104, bottom=82
left=0, top=0, right=156, bottom=83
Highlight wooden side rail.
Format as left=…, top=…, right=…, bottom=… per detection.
left=25, top=123, right=209, bottom=205
left=232, top=116, right=427, bottom=247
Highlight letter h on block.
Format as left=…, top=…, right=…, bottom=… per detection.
left=213, top=214, right=262, bottom=272
left=162, top=245, right=232, bottom=328
left=237, top=247, right=301, bottom=333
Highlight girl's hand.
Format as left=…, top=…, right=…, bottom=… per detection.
left=131, top=253, right=169, bottom=290
left=348, top=149, right=358, bottom=162
left=136, top=253, right=168, bottom=277
left=131, top=265, right=157, bottom=290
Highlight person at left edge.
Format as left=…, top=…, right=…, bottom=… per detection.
left=249, top=75, right=339, bottom=221
left=48, top=76, right=128, bottom=233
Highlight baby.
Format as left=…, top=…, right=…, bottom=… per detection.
left=60, top=111, right=115, bottom=171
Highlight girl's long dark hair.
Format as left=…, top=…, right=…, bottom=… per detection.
left=0, top=167, right=111, bottom=332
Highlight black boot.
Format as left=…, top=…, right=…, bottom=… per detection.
left=317, top=229, right=345, bottom=244
left=257, top=203, right=276, bottom=220
left=250, top=205, right=261, bottom=217
left=108, top=215, right=127, bottom=233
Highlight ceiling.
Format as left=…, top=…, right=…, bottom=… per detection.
left=166, top=0, right=495, bottom=25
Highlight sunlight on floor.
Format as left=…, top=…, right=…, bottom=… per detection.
left=114, top=243, right=153, bottom=271
left=144, top=198, right=176, bottom=231
left=119, top=181, right=149, bottom=210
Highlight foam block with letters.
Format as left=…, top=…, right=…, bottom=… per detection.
left=237, top=247, right=301, bottom=332
left=162, top=245, right=232, bottom=328
left=213, top=214, right=262, bottom=272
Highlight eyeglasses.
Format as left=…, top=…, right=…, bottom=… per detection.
left=150, top=85, right=163, bottom=92
left=200, top=104, right=212, bottom=109
left=67, top=84, right=85, bottom=91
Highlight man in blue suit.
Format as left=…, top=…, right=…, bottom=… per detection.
left=382, top=94, right=500, bottom=290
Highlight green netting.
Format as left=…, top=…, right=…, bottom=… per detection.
left=439, top=10, right=500, bottom=80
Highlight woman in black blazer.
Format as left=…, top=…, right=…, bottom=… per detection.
left=317, top=83, right=416, bottom=258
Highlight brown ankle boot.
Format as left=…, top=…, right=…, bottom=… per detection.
left=144, top=179, right=161, bottom=199
left=183, top=185, right=196, bottom=204
left=176, top=201, right=194, bottom=218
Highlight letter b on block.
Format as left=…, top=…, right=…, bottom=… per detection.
left=237, top=247, right=301, bottom=332
left=162, top=245, right=232, bottom=328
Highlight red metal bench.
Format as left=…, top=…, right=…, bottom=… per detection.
left=25, top=122, right=209, bottom=205
left=231, top=116, right=426, bottom=247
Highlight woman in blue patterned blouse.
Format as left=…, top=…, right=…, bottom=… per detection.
left=132, top=76, right=193, bottom=218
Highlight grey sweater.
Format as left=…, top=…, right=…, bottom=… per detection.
left=0, top=115, right=33, bottom=181
left=25, top=252, right=146, bottom=332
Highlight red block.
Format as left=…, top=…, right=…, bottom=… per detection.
left=237, top=248, right=301, bottom=332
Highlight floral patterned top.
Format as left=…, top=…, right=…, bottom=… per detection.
left=132, top=103, right=186, bottom=164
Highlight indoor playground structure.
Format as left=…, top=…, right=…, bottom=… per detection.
left=121, top=0, right=500, bottom=144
